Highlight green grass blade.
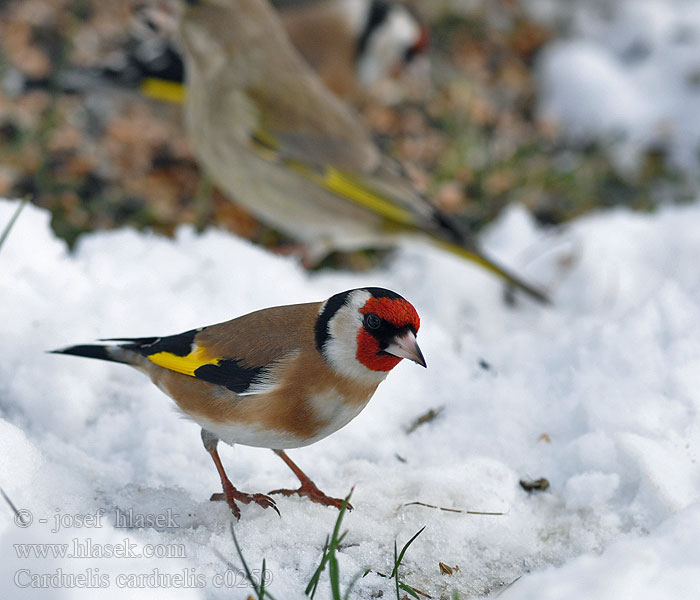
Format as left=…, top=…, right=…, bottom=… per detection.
left=305, top=489, right=354, bottom=598
left=260, top=558, right=266, bottom=597
left=329, top=547, right=341, bottom=600
left=390, top=526, right=426, bottom=578
left=0, top=487, right=26, bottom=524
left=393, top=542, right=400, bottom=600
left=0, top=198, right=27, bottom=255
left=230, top=524, right=261, bottom=598
left=398, top=582, right=421, bottom=598
left=305, top=535, right=330, bottom=597
left=228, top=523, right=276, bottom=600
left=327, top=492, right=352, bottom=599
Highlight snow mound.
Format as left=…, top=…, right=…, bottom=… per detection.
left=2, top=198, right=700, bottom=598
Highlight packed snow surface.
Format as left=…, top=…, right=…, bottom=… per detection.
left=2, top=198, right=700, bottom=598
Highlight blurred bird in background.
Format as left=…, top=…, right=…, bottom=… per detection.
left=102, top=0, right=429, bottom=103
left=178, top=0, right=550, bottom=303
left=0, top=0, right=549, bottom=303
left=278, top=0, right=429, bottom=99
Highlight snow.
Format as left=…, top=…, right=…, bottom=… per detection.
left=2, top=197, right=700, bottom=598
left=532, top=0, right=700, bottom=174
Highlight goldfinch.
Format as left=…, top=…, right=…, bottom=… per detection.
left=53, top=287, right=426, bottom=519
left=278, top=0, right=429, bottom=99
left=116, top=0, right=428, bottom=103
left=179, top=0, right=550, bottom=304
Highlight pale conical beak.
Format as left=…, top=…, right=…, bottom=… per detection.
left=384, top=330, right=427, bottom=368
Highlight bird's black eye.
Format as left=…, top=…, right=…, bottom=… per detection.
left=364, top=313, right=381, bottom=330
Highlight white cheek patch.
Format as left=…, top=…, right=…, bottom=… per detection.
left=357, top=7, right=420, bottom=85
left=322, top=290, right=387, bottom=385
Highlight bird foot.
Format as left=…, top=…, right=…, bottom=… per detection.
left=210, top=486, right=280, bottom=519
left=268, top=482, right=352, bottom=511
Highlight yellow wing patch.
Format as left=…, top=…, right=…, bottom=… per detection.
left=140, top=78, right=186, bottom=104
left=147, top=344, right=219, bottom=377
left=284, top=159, right=419, bottom=227
left=250, top=128, right=419, bottom=227
left=315, top=167, right=418, bottom=226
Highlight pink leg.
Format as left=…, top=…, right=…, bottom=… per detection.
left=204, top=437, right=279, bottom=519
left=268, top=450, right=352, bottom=511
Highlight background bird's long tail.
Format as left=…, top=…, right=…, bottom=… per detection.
left=435, top=239, right=551, bottom=305
left=422, top=207, right=550, bottom=304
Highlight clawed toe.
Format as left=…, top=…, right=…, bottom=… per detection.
left=268, top=486, right=352, bottom=511
left=249, top=493, right=281, bottom=516
left=324, top=495, right=352, bottom=510
left=319, top=494, right=352, bottom=510
left=210, top=493, right=242, bottom=519
left=205, top=446, right=348, bottom=518
left=210, top=490, right=279, bottom=518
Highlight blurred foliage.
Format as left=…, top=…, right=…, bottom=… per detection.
left=0, top=0, right=691, bottom=259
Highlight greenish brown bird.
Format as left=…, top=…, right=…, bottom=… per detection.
left=179, top=0, right=550, bottom=304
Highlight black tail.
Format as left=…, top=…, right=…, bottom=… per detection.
left=50, top=344, right=124, bottom=363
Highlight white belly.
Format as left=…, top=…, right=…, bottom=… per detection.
left=190, top=388, right=372, bottom=450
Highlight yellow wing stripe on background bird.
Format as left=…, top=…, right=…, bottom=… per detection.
left=251, top=128, right=550, bottom=302
left=251, top=129, right=419, bottom=226
left=252, top=130, right=279, bottom=151
left=293, top=162, right=419, bottom=227
left=251, top=130, right=282, bottom=162
left=146, top=345, right=220, bottom=376
left=140, top=78, right=186, bottom=104
left=318, top=168, right=419, bottom=226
